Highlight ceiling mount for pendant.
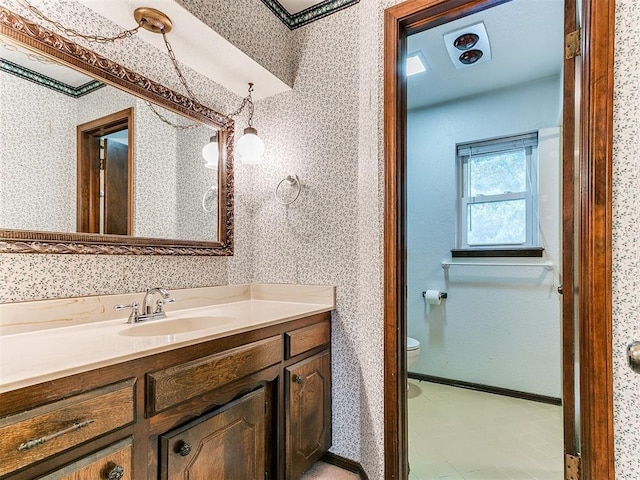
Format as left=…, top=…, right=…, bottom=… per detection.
left=134, top=7, right=173, bottom=34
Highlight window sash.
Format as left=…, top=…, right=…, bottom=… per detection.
left=457, top=136, right=538, bottom=249
left=461, top=195, right=529, bottom=247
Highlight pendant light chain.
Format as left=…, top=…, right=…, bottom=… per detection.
left=225, top=83, right=255, bottom=126
left=17, top=0, right=143, bottom=44
left=160, top=31, right=200, bottom=104
left=145, top=102, right=199, bottom=130
left=18, top=0, right=200, bottom=105
left=16, top=1, right=259, bottom=135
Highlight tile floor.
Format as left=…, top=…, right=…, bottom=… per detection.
left=408, top=380, right=564, bottom=480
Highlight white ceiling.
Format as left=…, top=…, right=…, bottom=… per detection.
left=0, top=37, right=95, bottom=87
left=407, top=0, right=564, bottom=110
left=77, top=0, right=290, bottom=100
left=277, top=0, right=325, bottom=15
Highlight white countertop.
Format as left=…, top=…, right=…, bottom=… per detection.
left=0, top=284, right=335, bottom=393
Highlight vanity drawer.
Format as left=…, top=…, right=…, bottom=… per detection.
left=148, top=335, right=282, bottom=415
left=285, top=320, right=330, bottom=359
left=38, top=438, right=132, bottom=480
left=0, top=379, right=135, bottom=477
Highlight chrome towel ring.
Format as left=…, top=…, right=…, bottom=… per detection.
left=275, top=174, right=301, bottom=205
left=201, top=186, right=218, bottom=212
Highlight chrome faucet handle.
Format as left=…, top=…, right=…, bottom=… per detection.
left=114, top=302, right=140, bottom=324
left=154, top=297, right=175, bottom=314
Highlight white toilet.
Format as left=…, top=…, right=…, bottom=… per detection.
left=407, top=336, right=421, bottom=370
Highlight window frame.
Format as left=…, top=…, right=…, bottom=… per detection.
left=456, top=132, right=539, bottom=250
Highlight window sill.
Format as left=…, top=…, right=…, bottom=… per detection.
left=451, top=247, right=544, bottom=258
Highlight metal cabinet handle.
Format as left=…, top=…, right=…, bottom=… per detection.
left=17, top=419, right=95, bottom=451
left=177, top=441, right=192, bottom=456
left=628, top=341, right=640, bottom=374
left=293, top=375, right=304, bottom=385
left=106, top=465, right=125, bottom=480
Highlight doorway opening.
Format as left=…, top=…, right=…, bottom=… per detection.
left=77, top=108, right=133, bottom=236
left=383, top=0, right=615, bottom=479
left=405, top=1, right=564, bottom=476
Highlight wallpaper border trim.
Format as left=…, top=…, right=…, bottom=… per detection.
left=0, top=58, right=104, bottom=98
left=259, top=0, right=359, bottom=30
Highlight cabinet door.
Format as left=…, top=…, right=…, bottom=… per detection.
left=38, top=438, right=132, bottom=480
left=160, top=387, right=266, bottom=480
left=286, top=350, right=331, bottom=480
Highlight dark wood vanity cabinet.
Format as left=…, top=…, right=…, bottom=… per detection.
left=39, top=438, right=133, bottom=480
left=0, top=312, right=331, bottom=480
left=160, top=387, right=267, bottom=480
left=286, top=352, right=331, bottom=480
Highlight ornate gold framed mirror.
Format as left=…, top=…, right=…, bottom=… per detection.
left=0, top=6, right=234, bottom=255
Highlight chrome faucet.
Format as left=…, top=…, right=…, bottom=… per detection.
left=114, top=287, right=175, bottom=323
left=142, top=287, right=174, bottom=316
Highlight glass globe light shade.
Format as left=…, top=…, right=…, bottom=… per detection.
left=202, top=136, right=219, bottom=170
left=237, top=127, right=265, bottom=165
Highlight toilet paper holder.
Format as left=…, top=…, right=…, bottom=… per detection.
left=422, top=291, right=447, bottom=299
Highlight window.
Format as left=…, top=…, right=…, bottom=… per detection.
left=457, top=132, right=538, bottom=249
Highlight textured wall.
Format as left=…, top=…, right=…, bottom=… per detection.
left=248, top=5, right=364, bottom=463
left=0, top=71, right=77, bottom=232
left=407, top=77, right=562, bottom=397
left=1, top=0, right=639, bottom=479
left=130, top=98, right=179, bottom=239
left=175, top=0, right=294, bottom=87
left=612, top=0, right=640, bottom=477
left=245, top=2, right=391, bottom=476
left=176, top=126, right=220, bottom=242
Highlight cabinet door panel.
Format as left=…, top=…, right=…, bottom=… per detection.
left=286, top=351, right=331, bottom=480
left=37, top=438, right=132, bottom=480
left=160, top=387, right=266, bottom=480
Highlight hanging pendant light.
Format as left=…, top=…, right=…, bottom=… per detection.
left=235, top=83, right=264, bottom=165
left=202, top=133, right=219, bottom=169
left=237, top=126, right=265, bottom=165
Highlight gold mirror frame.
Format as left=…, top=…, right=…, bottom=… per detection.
left=0, top=7, right=234, bottom=255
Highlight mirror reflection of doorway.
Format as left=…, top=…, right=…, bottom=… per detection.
left=404, top=0, right=567, bottom=478
left=77, top=108, right=133, bottom=235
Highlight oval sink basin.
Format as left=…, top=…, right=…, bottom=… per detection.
left=119, top=316, right=236, bottom=337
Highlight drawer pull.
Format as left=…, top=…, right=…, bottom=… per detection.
left=294, top=375, right=304, bottom=385
left=106, top=464, right=125, bottom=480
left=17, top=419, right=95, bottom=452
left=177, top=440, right=192, bottom=457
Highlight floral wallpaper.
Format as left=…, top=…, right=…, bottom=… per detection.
left=176, top=0, right=295, bottom=87
left=0, top=71, right=77, bottom=232
left=249, top=4, right=364, bottom=463
left=612, top=0, right=640, bottom=477
left=1, top=0, right=639, bottom=479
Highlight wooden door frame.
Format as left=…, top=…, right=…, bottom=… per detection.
left=383, top=0, right=615, bottom=479
left=77, top=108, right=134, bottom=235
